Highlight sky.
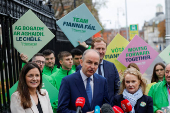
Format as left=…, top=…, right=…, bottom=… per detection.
left=98, top=0, right=165, bottom=30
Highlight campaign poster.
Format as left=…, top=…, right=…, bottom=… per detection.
left=57, top=3, right=102, bottom=47
left=104, top=34, right=129, bottom=72
left=13, top=9, right=55, bottom=61
left=117, top=35, right=159, bottom=74
left=159, top=44, right=170, bottom=64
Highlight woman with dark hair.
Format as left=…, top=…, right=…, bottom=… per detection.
left=145, top=62, right=165, bottom=95
left=10, top=62, right=53, bottom=113
left=151, top=63, right=165, bottom=83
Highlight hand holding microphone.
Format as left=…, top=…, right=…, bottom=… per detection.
left=75, top=97, right=85, bottom=113
left=121, top=99, right=132, bottom=112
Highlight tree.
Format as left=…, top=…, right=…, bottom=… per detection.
left=42, top=0, right=107, bottom=29
left=158, top=19, right=165, bottom=38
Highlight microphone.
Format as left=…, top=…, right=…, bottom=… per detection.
left=75, top=97, right=85, bottom=113
left=112, top=106, right=124, bottom=113
left=121, top=99, right=132, bottom=112
left=94, top=105, right=100, bottom=113
left=101, top=103, right=115, bottom=113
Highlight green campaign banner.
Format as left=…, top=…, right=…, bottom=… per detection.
left=9, top=76, right=58, bottom=104
left=57, top=3, right=102, bottom=47
left=159, top=44, right=170, bottom=64
left=104, top=34, right=129, bottom=72
left=13, top=9, right=55, bottom=61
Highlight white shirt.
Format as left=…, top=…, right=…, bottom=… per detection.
left=80, top=70, right=94, bottom=98
left=96, top=60, right=104, bottom=77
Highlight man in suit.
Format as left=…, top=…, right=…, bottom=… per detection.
left=57, top=49, right=110, bottom=113
left=77, top=37, right=120, bottom=105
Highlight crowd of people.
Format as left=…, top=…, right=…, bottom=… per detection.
left=10, top=37, right=169, bottom=113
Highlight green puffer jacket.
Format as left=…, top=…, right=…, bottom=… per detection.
left=50, top=67, right=75, bottom=113
left=42, top=65, right=59, bottom=76
left=71, top=65, right=76, bottom=72
left=51, top=66, right=75, bottom=90
left=148, top=79, right=169, bottom=113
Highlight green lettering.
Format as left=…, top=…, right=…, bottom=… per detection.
left=15, top=26, right=21, bottom=30
left=80, top=19, right=84, bottom=23
left=73, top=17, right=76, bottom=22
left=128, top=48, right=133, bottom=52
left=76, top=18, right=79, bottom=22
left=84, top=19, right=88, bottom=23
left=14, top=31, right=20, bottom=35
left=136, top=52, right=140, bottom=56
left=139, top=52, right=143, bottom=55
left=126, top=53, right=129, bottom=57
left=144, top=46, right=147, bottom=50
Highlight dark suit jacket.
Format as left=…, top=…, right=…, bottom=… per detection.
left=76, top=60, right=120, bottom=106
left=57, top=70, right=110, bottom=113
left=112, top=94, right=153, bottom=113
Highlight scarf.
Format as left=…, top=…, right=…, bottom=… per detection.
left=123, top=88, right=143, bottom=113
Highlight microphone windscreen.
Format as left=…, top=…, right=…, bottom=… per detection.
left=75, top=97, right=85, bottom=108
left=121, top=99, right=132, bottom=112
left=101, top=103, right=115, bottom=113
left=112, top=106, right=124, bottom=113
left=94, top=105, right=100, bottom=113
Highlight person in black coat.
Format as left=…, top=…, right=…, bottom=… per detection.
left=112, top=68, right=153, bottom=113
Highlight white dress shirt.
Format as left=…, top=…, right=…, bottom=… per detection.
left=80, top=70, right=94, bottom=98
left=96, top=60, right=105, bottom=77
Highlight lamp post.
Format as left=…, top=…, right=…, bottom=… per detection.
left=165, top=0, right=170, bottom=47
left=125, top=0, right=129, bottom=40
left=117, top=8, right=124, bottom=34
left=74, top=0, right=76, bottom=8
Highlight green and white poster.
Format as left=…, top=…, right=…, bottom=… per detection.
left=57, top=3, right=102, bottom=47
left=12, top=9, right=55, bottom=61
left=159, top=44, right=170, bottom=64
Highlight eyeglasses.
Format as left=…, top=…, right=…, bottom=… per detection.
left=34, top=60, right=45, bottom=65
left=156, top=69, right=164, bottom=72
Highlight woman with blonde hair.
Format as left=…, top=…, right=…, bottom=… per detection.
left=113, top=68, right=153, bottom=113
left=119, top=63, right=140, bottom=81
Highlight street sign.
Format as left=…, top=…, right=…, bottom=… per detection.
left=129, top=24, right=139, bottom=40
